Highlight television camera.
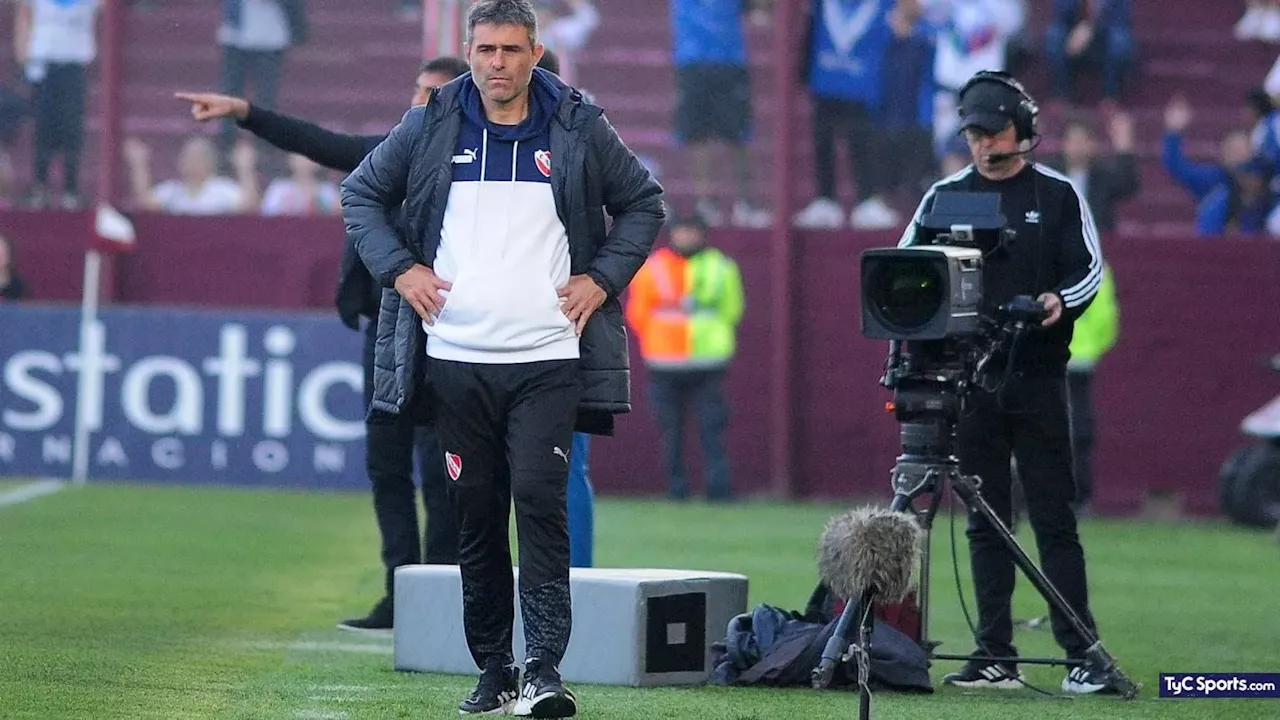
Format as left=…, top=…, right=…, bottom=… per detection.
left=808, top=191, right=1140, bottom=708
left=860, top=191, right=1048, bottom=472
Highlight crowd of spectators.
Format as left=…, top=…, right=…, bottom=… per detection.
left=2, top=1, right=1280, bottom=240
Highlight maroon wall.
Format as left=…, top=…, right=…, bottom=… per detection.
left=0, top=211, right=346, bottom=309
left=4, top=210, right=1278, bottom=516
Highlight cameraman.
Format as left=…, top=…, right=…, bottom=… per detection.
left=899, top=70, right=1110, bottom=694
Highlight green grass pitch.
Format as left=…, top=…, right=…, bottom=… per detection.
left=0, top=481, right=1276, bottom=718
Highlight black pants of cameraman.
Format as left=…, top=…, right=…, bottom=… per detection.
left=957, top=373, right=1098, bottom=661
left=361, top=323, right=459, bottom=607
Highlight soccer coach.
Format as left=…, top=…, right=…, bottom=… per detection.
left=899, top=70, right=1112, bottom=694
left=342, top=0, right=664, bottom=715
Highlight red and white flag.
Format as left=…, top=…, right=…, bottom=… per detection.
left=92, top=203, right=136, bottom=254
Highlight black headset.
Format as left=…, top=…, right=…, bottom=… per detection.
left=957, top=70, right=1040, bottom=143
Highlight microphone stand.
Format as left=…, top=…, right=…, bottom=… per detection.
left=812, top=489, right=914, bottom=708
left=853, top=588, right=874, bottom=720
left=812, top=586, right=877, bottom=720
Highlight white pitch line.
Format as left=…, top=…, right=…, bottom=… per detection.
left=0, top=480, right=67, bottom=508
left=244, top=640, right=393, bottom=655
left=313, top=685, right=373, bottom=693
left=291, top=711, right=348, bottom=720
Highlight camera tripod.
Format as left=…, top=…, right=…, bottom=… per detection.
left=810, top=425, right=1141, bottom=714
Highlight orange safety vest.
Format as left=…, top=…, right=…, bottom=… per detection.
left=624, top=246, right=744, bottom=370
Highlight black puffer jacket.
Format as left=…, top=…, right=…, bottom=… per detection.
left=341, top=69, right=665, bottom=433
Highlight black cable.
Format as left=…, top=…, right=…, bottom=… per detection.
left=993, top=325, right=1027, bottom=409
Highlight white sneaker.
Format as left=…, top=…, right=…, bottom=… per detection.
left=793, top=197, right=844, bottom=229
left=512, top=662, right=576, bottom=717
left=942, top=659, right=1025, bottom=689
left=850, top=197, right=901, bottom=230
left=1236, top=6, right=1264, bottom=40
left=1261, top=7, right=1280, bottom=41
left=1063, top=665, right=1111, bottom=694
left=731, top=200, right=772, bottom=228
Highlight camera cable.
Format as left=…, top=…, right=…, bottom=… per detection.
left=946, top=490, right=1072, bottom=699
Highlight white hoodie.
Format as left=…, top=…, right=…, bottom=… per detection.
left=426, top=103, right=579, bottom=364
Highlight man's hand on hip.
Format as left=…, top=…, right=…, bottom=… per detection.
left=1037, top=292, right=1063, bottom=327
left=395, top=264, right=452, bottom=324
left=558, top=275, right=608, bottom=335
left=174, top=92, right=250, bottom=122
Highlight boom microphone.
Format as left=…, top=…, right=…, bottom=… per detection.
left=816, top=507, right=924, bottom=604
left=985, top=149, right=1027, bottom=164
left=985, top=135, right=1042, bottom=165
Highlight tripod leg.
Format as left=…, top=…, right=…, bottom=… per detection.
left=951, top=473, right=1142, bottom=698
left=916, top=485, right=946, bottom=652
left=812, top=589, right=857, bottom=689
left=888, top=491, right=913, bottom=513
left=950, top=474, right=1096, bottom=645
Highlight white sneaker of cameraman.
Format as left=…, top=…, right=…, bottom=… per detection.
left=793, top=197, right=844, bottom=229
left=850, top=197, right=900, bottom=230
left=1063, top=665, right=1110, bottom=694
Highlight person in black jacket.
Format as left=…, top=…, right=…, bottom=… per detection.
left=1043, top=111, right=1139, bottom=233
left=899, top=70, right=1112, bottom=695
left=342, top=1, right=663, bottom=714
left=176, top=55, right=470, bottom=633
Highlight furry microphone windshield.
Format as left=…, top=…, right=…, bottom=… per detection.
left=816, top=506, right=924, bottom=603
